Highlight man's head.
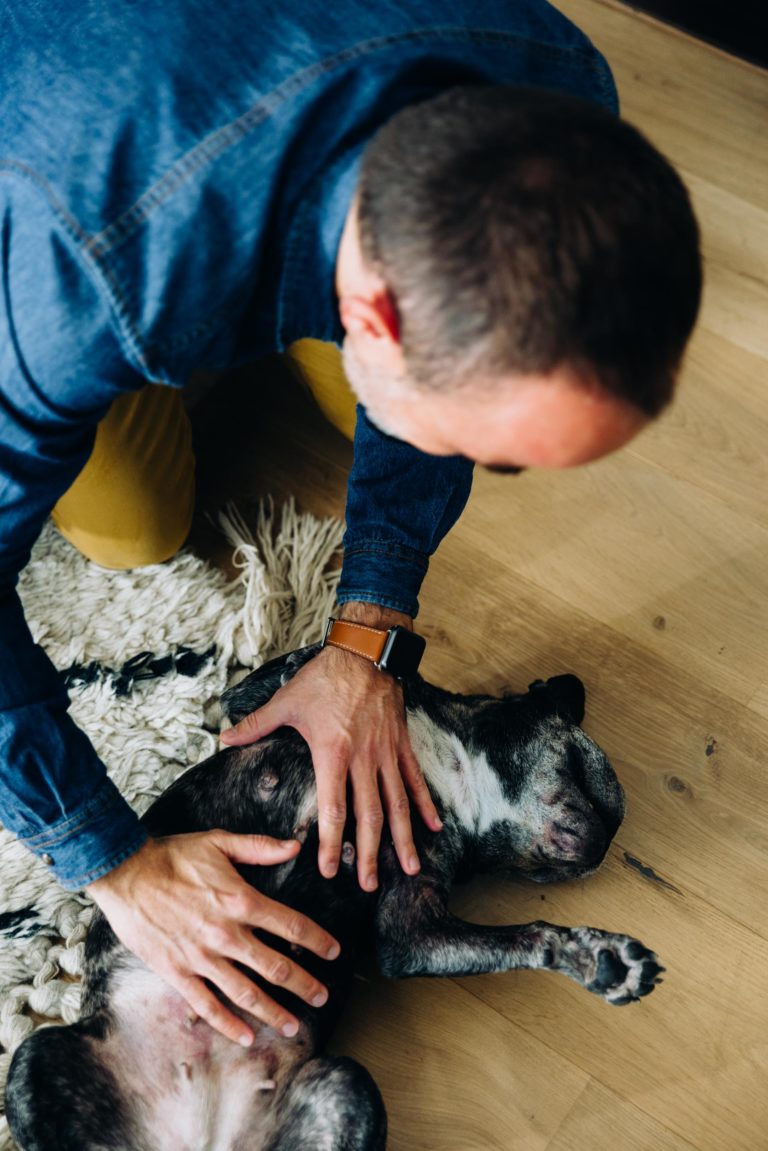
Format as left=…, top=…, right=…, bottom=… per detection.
left=335, top=85, right=702, bottom=467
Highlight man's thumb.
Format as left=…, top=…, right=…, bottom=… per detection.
left=219, top=700, right=283, bottom=747
left=211, top=831, right=301, bottom=865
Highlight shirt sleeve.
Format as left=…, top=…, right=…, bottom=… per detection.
left=336, top=404, right=474, bottom=618
left=0, top=181, right=150, bottom=890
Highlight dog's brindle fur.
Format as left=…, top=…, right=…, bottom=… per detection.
left=7, top=647, right=662, bottom=1151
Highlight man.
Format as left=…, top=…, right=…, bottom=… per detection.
left=0, top=0, right=701, bottom=1049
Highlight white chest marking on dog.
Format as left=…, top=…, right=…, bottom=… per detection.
left=406, top=709, right=516, bottom=834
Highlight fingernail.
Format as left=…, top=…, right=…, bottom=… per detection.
left=281, top=1019, right=299, bottom=1037
left=311, top=990, right=328, bottom=1007
left=408, top=855, right=420, bottom=873
left=365, top=873, right=378, bottom=892
left=326, top=942, right=341, bottom=960
left=239, top=1031, right=254, bottom=1047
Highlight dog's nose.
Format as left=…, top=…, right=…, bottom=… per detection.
left=543, top=811, right=607, bottom=865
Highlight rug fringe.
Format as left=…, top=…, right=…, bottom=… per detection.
left=216, top=497, right=343, bottom=664
left=0, top=501, right=344, bottom=1146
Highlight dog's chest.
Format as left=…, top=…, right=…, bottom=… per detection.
left=406, top=709, right=515, bottom=834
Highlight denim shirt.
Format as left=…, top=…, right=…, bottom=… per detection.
left=0, top=0, right=617, bottom=890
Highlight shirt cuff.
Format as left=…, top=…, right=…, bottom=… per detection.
left=336, top=537, right=429, bottom=619
left=15, top=774, right=150, bottom=892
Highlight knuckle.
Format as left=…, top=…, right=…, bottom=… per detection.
left=234, top=716, right=258, bottom=739
left=287, top=915, right=308, bottom=943
left=221, top=891, right=251, bottom=920
left=204, top=924, right=232, bottom=954
left=196, top=994, right=229, bottom=1027
left=360, top=808, right=384, bottom=829
left=389, top=792, right=412, bottom=816
left=324, top=734, right=353, bottom=761
left=320, top=803, right=347, bottom=825
left=232, top=986, right=261, bottom=1011
left=266, top=958, right=292, bottom=985
left=409, top=769, right=428, bottom=790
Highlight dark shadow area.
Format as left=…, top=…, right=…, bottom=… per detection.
left=185, top=355, right=352, bottom=568
left=619, top=0, right=768, bottom=68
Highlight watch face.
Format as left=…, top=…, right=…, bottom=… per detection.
left=381, top=627, right=426, bottom=678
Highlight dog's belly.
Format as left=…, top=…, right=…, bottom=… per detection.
left=98, top=962, right=311, bottom=1151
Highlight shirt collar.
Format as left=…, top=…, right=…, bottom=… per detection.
left=277, top=142, right=364, bottom=351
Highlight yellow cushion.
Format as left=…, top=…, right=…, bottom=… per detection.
left=52, top=385, right=195, bottom=569
left=283, top=338, right=357, bottom=442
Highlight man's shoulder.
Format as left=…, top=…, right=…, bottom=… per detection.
left=1, top=0, right=614, bottom=234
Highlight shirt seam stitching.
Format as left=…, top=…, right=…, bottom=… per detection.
left=17, top=786, right=137, bottom=849
left=0, top=161, right=160, bottom=380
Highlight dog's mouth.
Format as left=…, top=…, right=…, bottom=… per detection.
left=522, top=840, right=608, bottom=884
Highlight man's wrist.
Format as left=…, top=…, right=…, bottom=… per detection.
left=336, top=600, right=413, bottom=632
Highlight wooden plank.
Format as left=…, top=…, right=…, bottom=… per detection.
left=328, top=973, right=588, bottom=1151
left=684, top=171, right=768, bottom=360
left=448, top=859, right=768, bottom=1150
left=626, top=328, right=768, bottom=532
left=747, top=680, right=768, bottom=722
left=447, top=457, right=768, bottom=706
left=553, top=0, right=768, bottom=208
left=547, top=1079, right=701, bottom=1150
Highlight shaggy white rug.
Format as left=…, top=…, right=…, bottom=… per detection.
left=0, top=501, right=343, bottom=1146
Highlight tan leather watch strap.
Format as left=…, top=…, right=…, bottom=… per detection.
left=323, top=619, right=389, bottom=663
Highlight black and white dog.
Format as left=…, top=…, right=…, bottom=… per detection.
left=7, top=646, right=662, bottom=1151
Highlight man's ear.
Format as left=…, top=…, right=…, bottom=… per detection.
left=338, top=289, right=400, bottom=343
left=528, top=674, right=586, bottom=724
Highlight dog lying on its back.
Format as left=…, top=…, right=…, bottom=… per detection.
left=7, top=646, right=663, bottom=1151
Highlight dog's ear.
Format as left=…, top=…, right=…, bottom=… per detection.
left=528, top=674, right=586, bottom=725
left=221, top=644, right=320, bottom=724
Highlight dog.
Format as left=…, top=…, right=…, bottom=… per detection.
left=6, top=645, right=663, bottom=1151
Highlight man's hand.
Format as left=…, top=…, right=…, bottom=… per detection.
left=86, top=832, right=340, bottom=1047
left=220, top=602, right=442, bottom=890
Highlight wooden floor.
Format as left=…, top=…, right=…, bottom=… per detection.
left=192, top=4, right=768, bottom=1148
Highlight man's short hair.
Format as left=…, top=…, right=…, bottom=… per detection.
left=356, top=85, right=702, bottom=417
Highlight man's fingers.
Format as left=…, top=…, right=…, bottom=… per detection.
left=400, top=742, right=443, bottom=832
left=197, top=961, right=301, bottom=1041
left=313, top=752, right=348, bottom=880
left=219, top=698, right=286, bottom=747
left=380, top=766, right=421, bottom=877
left=172, top=972, right=266, bottom=1048
left=352, top=772, right=385, bottom=892
left=226, top=938, right=330, bottom=1012
left=248, top=890, right=341, bottom=962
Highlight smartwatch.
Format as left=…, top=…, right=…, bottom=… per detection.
left=321, top=618, right=426, bottom=679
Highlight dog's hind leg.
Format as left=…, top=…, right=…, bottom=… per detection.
left=264, top=1055, right=387, bottom=1151
left=6, top=1017, right=142, bottom=1151
left=375, top=874, right=663, bottom=1006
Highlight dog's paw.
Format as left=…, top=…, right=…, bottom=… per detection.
left=556, top=927, right=664, bottom=1004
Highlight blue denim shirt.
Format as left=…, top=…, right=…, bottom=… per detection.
left=0, top=0, right=617, bottom=890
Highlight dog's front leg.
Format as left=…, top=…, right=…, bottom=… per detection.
left=375, top=876, right=663, bottom=1005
